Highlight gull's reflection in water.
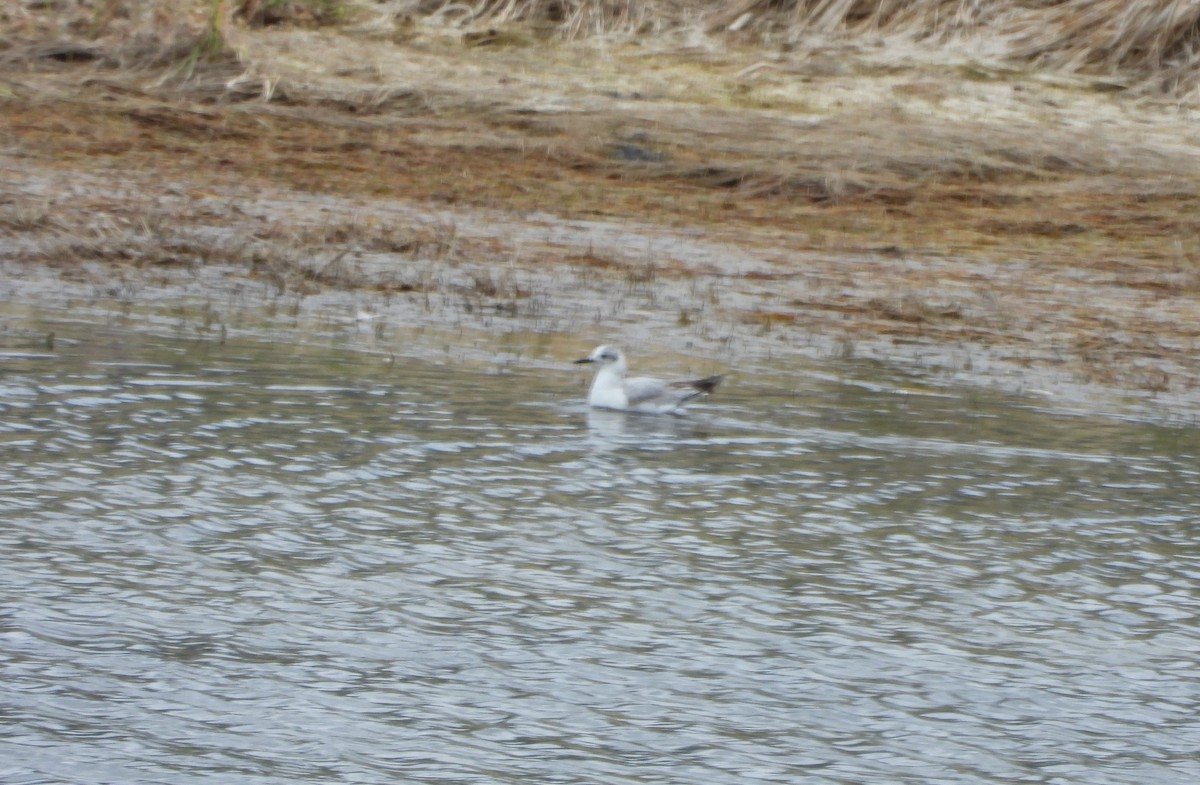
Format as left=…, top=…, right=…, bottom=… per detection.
left=583, top=407, right=713, bottom=445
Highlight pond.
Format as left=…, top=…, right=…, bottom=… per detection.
left=2, top=312, right=1198, bottom=785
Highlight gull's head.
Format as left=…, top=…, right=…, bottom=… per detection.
left=573, top=345, right=624, bottom=369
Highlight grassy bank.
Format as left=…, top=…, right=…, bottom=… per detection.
left=3, top=1, right=1200, bottom=412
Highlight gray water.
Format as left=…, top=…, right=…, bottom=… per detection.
left=2, top=319, right=1198, bottom=785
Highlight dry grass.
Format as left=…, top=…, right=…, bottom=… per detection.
left=1010, top=1, right=1200, bottom=94
left=411, top=0, right=1200, bottom=95
left=4, top=0, right=1200, bottom=406
left=3, top=1, right=1200, bottom=95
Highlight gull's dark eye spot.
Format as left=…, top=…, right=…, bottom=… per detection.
left=601, top=351, right=618, bottom=361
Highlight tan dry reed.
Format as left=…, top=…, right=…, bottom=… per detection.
left=3, top=1, right=1200, bottom=96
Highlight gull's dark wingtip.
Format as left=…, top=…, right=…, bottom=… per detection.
left=691, top=375, right=724, bottom=394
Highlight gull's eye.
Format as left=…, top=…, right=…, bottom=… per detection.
left=601, top=351, right=618, bottom=361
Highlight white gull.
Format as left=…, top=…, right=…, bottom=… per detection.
left=573, top=345, right=723, bottom=414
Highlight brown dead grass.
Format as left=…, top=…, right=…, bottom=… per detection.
left=420, top=0, right=1200, bottom=95
left=4, top=0, right=1200, bottom=405
left=6, top=2, right=1200, bottom=94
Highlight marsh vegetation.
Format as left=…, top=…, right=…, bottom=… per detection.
left=3, top=0, right=1200, bottom=414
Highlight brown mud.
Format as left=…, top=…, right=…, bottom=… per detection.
left=3, top=14, right=1200, bottom=420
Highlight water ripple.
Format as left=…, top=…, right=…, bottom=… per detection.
left=1, top=325, right=1198, bottom=785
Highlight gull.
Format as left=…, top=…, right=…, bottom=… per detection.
left=573, top=345, right=723, bottom=414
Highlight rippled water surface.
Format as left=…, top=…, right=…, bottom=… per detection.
left=2, top=318, right=1199, bottom=785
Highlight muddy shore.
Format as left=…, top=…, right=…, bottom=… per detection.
left=3, top=17, right=1200, bottom=421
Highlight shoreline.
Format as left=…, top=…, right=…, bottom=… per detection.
left=3, top=18, right=1200, bottom=424
left=3, top=158, right=1196, bottom=426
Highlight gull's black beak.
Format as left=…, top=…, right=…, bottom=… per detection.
left=573, top=357, right=594, bottom=364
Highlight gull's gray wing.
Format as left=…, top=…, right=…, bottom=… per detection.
left=623, top=376, right=672, bottom=406
left=626, top=374, right=724, bottom=408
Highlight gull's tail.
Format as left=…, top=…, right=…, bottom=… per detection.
left=689, top=375, right=724, bottom=394
left=671, top=374, right=724, bottom=403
